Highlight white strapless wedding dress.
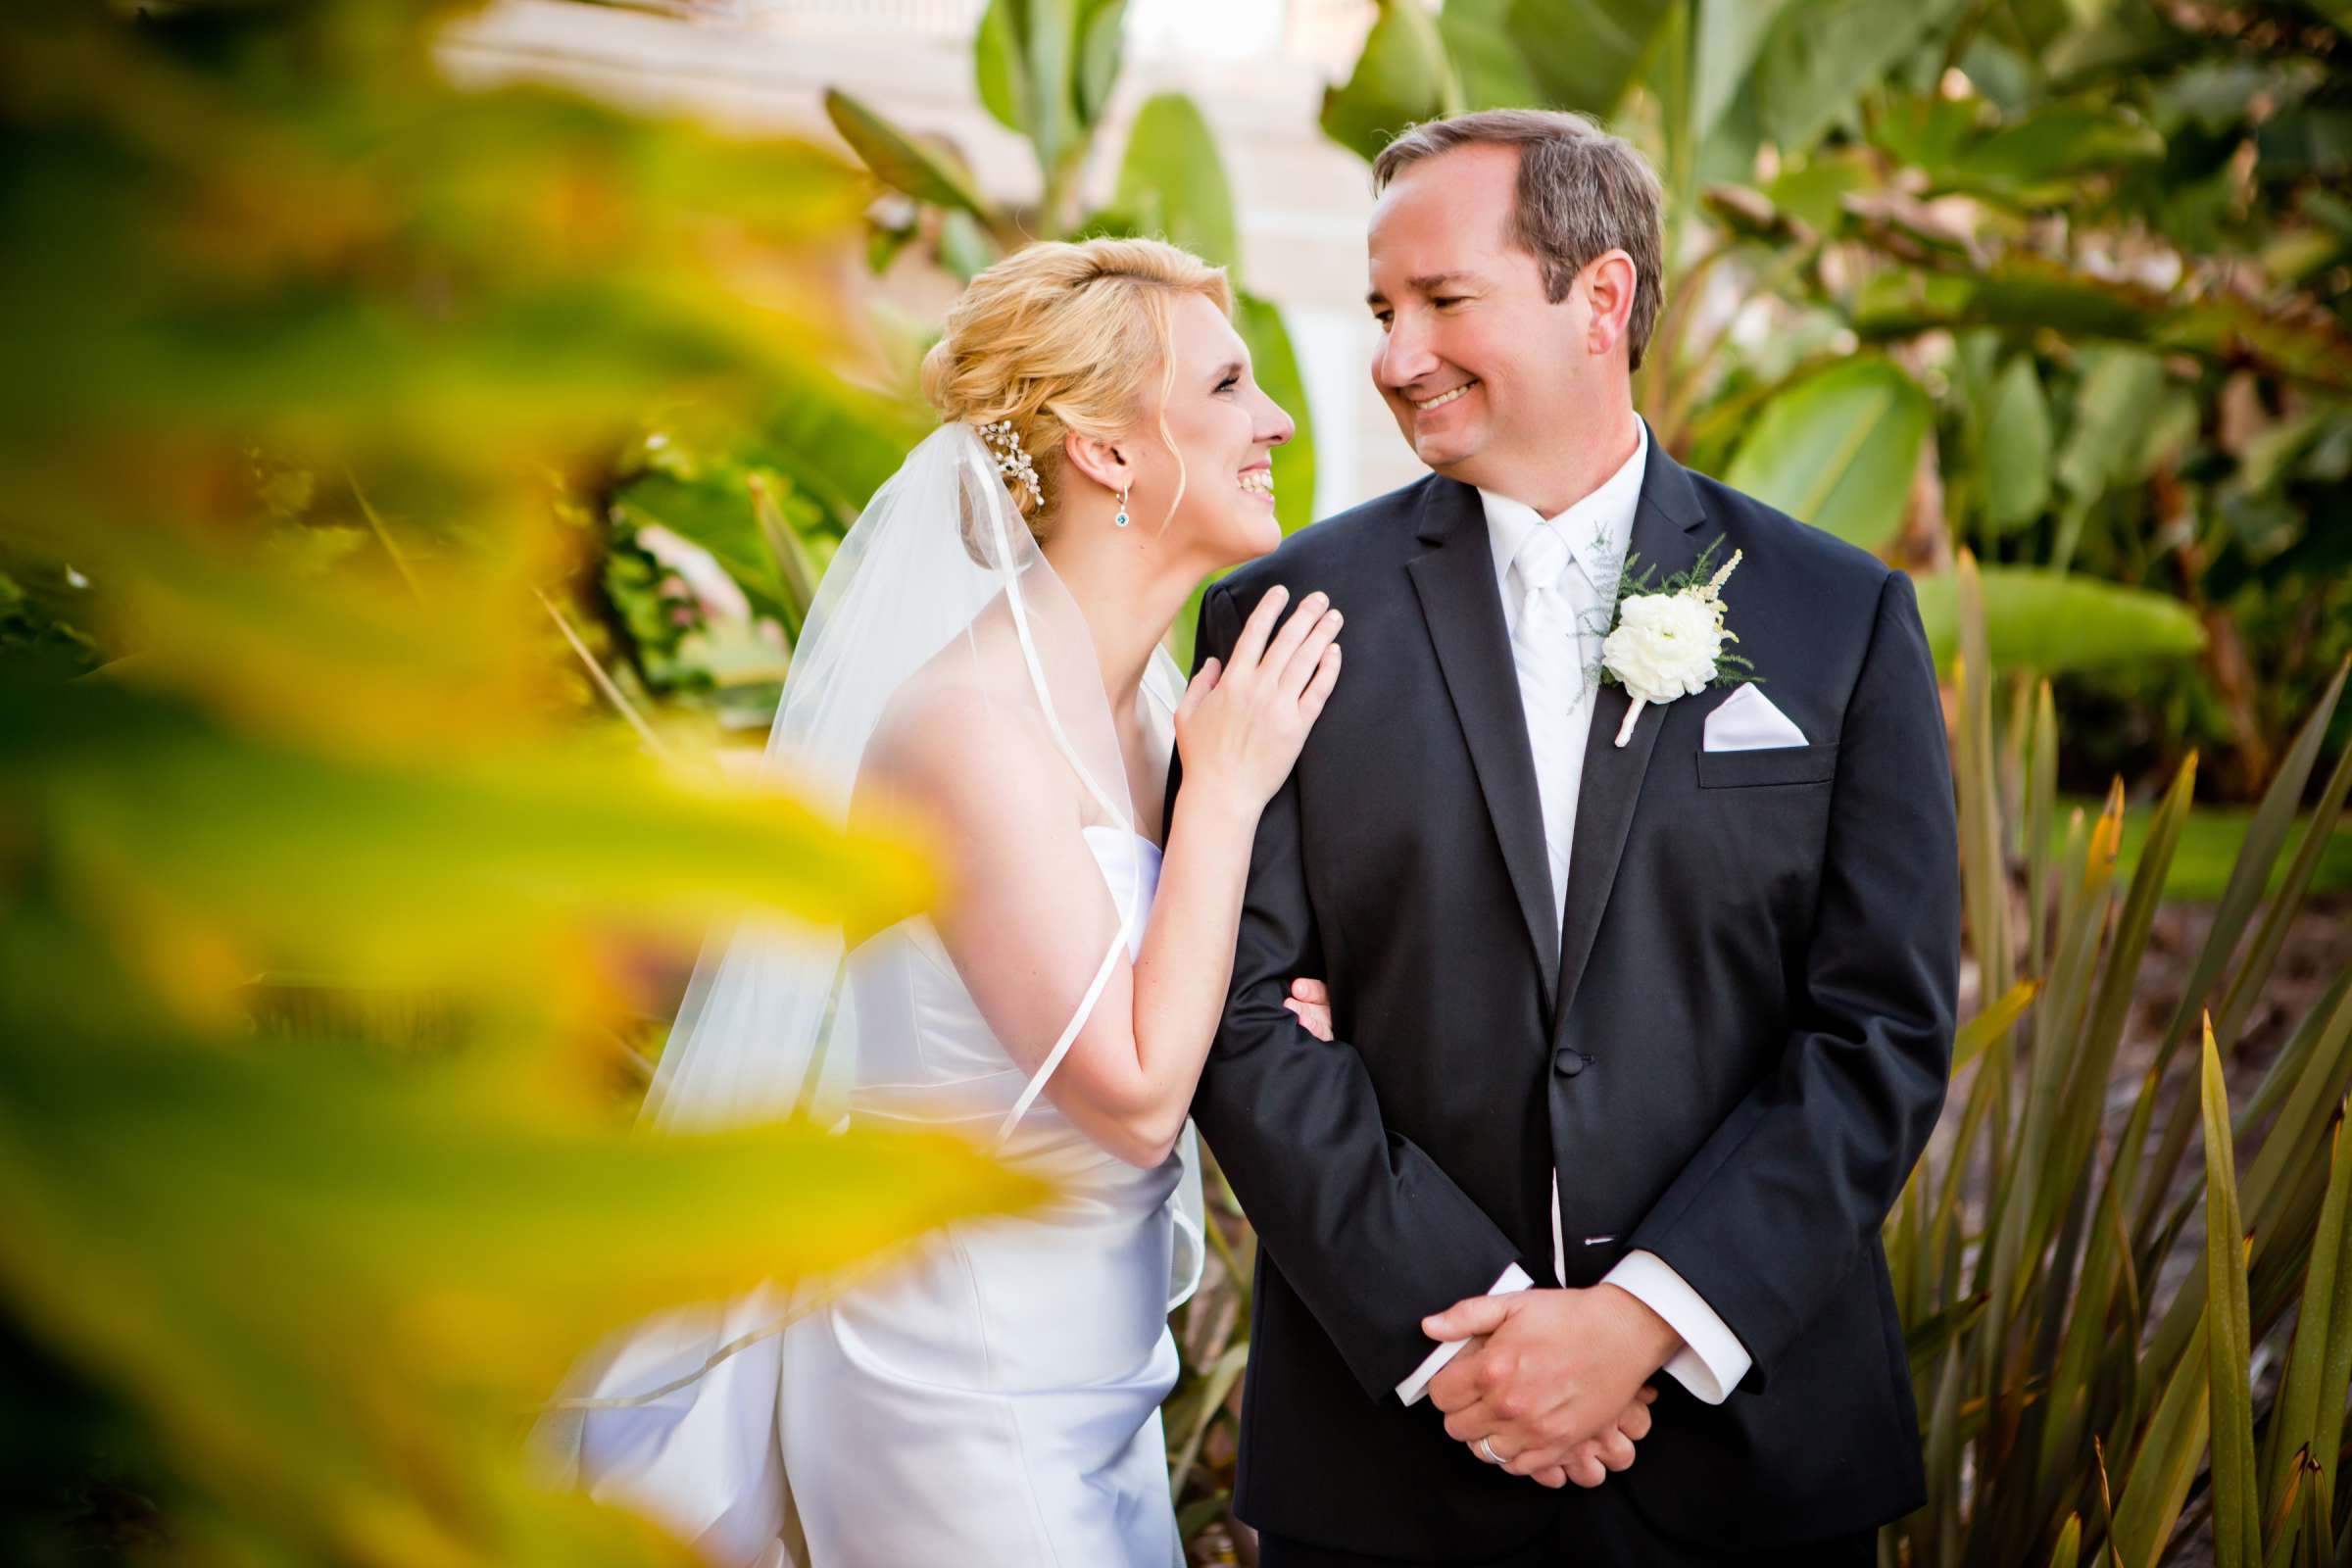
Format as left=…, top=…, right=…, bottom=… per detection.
left=773, top=824, right=1196, bottom=1567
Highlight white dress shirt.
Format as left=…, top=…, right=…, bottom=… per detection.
left=1395, top=422, right=1754, bottom=1409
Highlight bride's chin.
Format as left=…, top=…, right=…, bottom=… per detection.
left=1232, top=505, right=1282, bottom=558
left=1181, top=504, right=1279, bottom=570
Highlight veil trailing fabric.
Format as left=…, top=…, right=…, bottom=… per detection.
left=529, top=423, right=1204, bottom=1566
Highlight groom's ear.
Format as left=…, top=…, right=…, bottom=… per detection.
left=1579, top=249, right=1640, bottom=364
left=1061, top=431, right=1132, bottom=495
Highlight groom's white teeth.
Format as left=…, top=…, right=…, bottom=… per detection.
left=1414, top=381, right=1476, bottom=411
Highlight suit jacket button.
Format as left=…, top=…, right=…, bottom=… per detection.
left=1555, top=1052, right=1588, bottom=1079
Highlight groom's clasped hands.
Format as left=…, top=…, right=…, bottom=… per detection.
left=1282, top=980, right=1668, bottom=1492
left=1421, top=1291, right=1668, bottom=1490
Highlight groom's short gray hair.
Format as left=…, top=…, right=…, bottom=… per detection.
left=1372, top=109, right=1666, bottom=371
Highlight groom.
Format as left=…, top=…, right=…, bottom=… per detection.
left=1182, top=110, right=1959, bottom=1566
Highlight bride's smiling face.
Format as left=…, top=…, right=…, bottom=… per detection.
left=1122, top=291, right=1295, bottom=568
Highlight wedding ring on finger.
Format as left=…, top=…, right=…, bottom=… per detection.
left=1477, top=1435, right=1505, bottom=1465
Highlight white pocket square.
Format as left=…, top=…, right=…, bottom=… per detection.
left=1702, top=683, right=1806, bottom=752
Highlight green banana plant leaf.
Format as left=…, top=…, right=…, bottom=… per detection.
left=1072, top=0, right=1128, bottom=127
left=1982, top=355, right=2056, bottom=534
left=1850, top=252, right=2352, bottom=396
left=823, top=88, right=1001, bottom=225
left=609, top=460, right=818, bottom=635
left=1741, top=0, right=1971, bottom=159
left=1949, top=103, right=2169, bottom=202
left=1114, top=93, right=1241, bottom=272
left=1503, top=0, right=1677, bottom=119
left=1723, top=359, right=1933, bottom=550
left=1319, top=0, right=1458, bottom=165
left=976, top=0, right=1127, bottom=173
left=978, top=0, right=1073, bottom=177
left=1677, top=0, right=1790, bottom=181
left=747, top=357, right=940, bottom=530
left=1911, top=566, right=2206, bottom=675
left=1434, top=0, right=1542, bottom=111
left=2056, top=348, right=2170, bottom=503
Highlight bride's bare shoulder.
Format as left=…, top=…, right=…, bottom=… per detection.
left=858, top=660, right=1066, bottom=827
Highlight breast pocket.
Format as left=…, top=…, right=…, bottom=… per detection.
left=1693, top=740, right=1838, bottom=789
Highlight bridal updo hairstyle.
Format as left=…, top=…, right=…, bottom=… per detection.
left=921, top=236, right=1233, bottom=547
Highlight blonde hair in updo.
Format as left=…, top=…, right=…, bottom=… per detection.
left=921, top=236, right=1234, bottom=544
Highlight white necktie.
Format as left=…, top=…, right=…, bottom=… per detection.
left=1509, top=525, right=1588, bottom=926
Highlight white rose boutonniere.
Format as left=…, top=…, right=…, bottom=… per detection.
left=1597, top=538, right=1754, bottom=748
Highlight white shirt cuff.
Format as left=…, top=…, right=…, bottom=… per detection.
left=1602, top=1250, right=1750, bottom=1405
left=1396, top=1263, right=1534, bottom=1404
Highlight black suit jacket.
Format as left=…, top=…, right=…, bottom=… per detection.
left=1179, top=438, right=1959, bottom=1558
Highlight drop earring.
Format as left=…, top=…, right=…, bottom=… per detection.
left=1113, top=484, right=1130, bottom=529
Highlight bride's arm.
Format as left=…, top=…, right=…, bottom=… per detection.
left=864, top=587, right=1341, bottom=1167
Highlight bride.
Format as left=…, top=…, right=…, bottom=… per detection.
left=537, top=237, right=1642, bottom=1566
left=539, top=236, right=1335, bottom=1568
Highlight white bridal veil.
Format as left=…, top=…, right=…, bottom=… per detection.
left=532, top=422, right=1204, bottom=1564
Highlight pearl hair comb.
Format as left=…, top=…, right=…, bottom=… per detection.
left=978, top=419, right=1042, bottom=509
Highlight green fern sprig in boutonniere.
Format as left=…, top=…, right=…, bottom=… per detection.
left=1594, top=535, right=1756, bottom=748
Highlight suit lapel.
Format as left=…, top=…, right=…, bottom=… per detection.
left=1405, top=477, right=1561, bottom=1002
left=1552, top=445, right=1709, bottom=1047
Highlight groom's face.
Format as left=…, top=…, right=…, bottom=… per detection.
left=1365, top=143, right=1586, bottom=486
